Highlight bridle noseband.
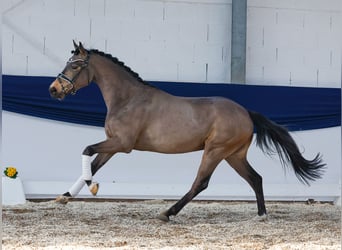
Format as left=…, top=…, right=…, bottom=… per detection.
left=57, top=54, right=90, bottom=95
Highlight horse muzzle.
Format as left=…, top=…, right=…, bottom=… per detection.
left=49, top=80, right=66, bottom=100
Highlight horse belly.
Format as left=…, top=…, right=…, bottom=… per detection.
left=135, top=123, right=207, bottom=154
left=136, top=138, right=205, bottom=154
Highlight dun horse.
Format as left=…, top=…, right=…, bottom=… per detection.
left=49, top=41, right=325, bottom=222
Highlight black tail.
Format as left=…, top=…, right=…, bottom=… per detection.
left=248, top=111, right=325, bottom=185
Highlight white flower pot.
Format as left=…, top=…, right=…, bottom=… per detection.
left=2, top=177, right=26, bottom=205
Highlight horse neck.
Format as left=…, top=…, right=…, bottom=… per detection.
left=90, top=55, right=146, bottom=111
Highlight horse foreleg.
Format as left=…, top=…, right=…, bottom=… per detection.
left=82, top=138, right=130, bottom=195
left=56, top=153, right=113, bottom=204
left=158, top=149, right=222, bottom=222
left=82, top=154, right=99, bottom=195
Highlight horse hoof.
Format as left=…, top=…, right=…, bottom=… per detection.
left=157, top=211, right=170, bottom=222
left=89, top=182, right=99, bottom=196
left=254, top=214, right=268, bottom=222
left=55, top=195, right=70, bottom=204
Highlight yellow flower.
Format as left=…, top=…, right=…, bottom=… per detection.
left=4, top=167, right=18, bottom=178
left=7, top=168, right=16, bottom=177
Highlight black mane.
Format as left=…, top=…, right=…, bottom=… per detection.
left=86, top=49, right=153, bottom=87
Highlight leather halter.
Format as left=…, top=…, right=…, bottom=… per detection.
left=57, top=54, right=90, bottom=95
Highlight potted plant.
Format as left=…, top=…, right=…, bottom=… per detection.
left=2, top=166, right=26, bottom=205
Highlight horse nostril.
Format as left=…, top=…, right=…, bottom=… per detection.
left=50, top=87, right=57, bottom=96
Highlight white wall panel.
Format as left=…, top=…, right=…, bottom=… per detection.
left=3, top=0, right=232, bottom=83
left=208, top=23, right=229, bottom=44
left=3, top=0, right=341, bottom=85
left=246, top=1, right=341, bottom=87
left=105, top=0, right=134, bottom=19
left=177, top=61, right=206, bottom=82
left=164, top=2, right=197, bottom=23
left=2, top=53, right=27, bottom=75
left=2, top=112, right=340, bottom=201
left=43, top=0, right=75, bottom=17
left=134, top=1, right=164, bottom=21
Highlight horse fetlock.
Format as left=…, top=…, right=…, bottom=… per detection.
left=89, top=182, right=99, bottom=196
left=55, top=195, right=70, bottom=204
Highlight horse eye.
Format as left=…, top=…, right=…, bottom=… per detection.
left=71, top=64, right=79, bottom=70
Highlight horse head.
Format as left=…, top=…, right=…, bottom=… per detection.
left=49, top=41, right=91, bottom=100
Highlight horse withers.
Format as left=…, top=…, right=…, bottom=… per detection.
left=49, top=41, right=325, bottom=222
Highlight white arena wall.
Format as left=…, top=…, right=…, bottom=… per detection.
left=2, top=111, right=341, bottom=201
left=3, top=0, right=341, bottom=86
left=2, top=0, right=341, bottom=201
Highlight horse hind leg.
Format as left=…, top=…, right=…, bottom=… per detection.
left=226, top=155, right=267, bottom=219
left=158, top=148, right=223, bottom=222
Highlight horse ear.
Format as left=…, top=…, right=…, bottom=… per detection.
left=73, top=40, right=78, bottom=50
left=78, top=42, right=87, bottom=56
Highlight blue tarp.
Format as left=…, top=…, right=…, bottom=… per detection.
left=2, top=75, right=341, bottom=131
